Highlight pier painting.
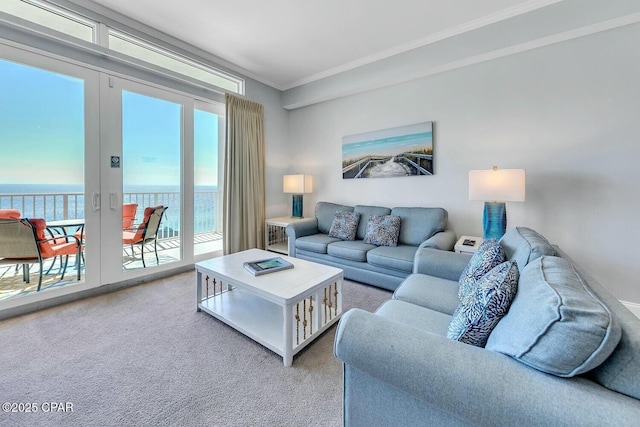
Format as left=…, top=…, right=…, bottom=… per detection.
left=342, top=122, right=433, bottom=179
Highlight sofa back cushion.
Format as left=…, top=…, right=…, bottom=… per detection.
left=354, top=205, right=391, bottom=240
left=554, top=249, right=640, bottom=400
left=315, top=202, right=354, bottom=234
left=486, top=256, right=621, bottom=378
left=390, top=207, right=447, bottom=247
left=499, top=227, right=556, bottom=274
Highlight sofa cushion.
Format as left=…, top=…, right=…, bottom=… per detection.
left=376, top=300, right=452, bottom=336
left=328, top=211, right=361, bottom=240
left=295, top=234, right=342, bottom=254
left=576, top=254, right=640, bottom=400
left=393, top=273, right=460, bottom=315
left=447, top=261, right=519, bottom=347
left=499, top=227, right=556, bottom=274
left=354, top=205, right=392, bottom=240
left=458, top=239, right=506, bottom=300
left=363, top=215, right=401, bottom=246
left=315, top=202, right=354, bottom=234
left=486, top=256, right=622, bottom=378
left=327, top=240, right=376, bottom=262
left=391, top=207, right=447, bottom=246
left=367, top=245, right=417, bottom=273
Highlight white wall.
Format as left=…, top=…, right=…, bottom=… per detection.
left=286, top=23, right=640, bottom=303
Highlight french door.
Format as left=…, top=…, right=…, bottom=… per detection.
left=0, top=42, right=223, bottom=309
left=0, top=43, right=100, bottom=304
left=100, top=75, right=193, bottom=284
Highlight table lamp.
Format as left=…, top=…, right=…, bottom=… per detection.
left=283, top=174, right=313, bottom=218
left=469, top=167, right=525, bottom=240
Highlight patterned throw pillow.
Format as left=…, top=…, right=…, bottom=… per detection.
left=447, top=261, right=519, bottom=347
left=328, top=211, right=361, bottom=240
left=458, top=239, right=506, bottom=300
left=363, top=215, right=401, bottom=246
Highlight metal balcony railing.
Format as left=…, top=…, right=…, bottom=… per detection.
left=0, top=190, right=219, bottom=240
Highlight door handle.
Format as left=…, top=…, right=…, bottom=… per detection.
left=110, top=192, right=118, bottom=210
left=92, top=192, right=101, bottom=211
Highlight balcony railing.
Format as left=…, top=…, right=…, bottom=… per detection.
left=0, top=190, right=219, bottom=240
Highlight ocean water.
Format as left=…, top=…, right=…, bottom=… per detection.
left=0, top=184, right=218, bottom=234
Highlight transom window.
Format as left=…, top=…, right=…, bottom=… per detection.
left=0, top=0, right=244, bottom=94
left=0, top=0, right=95, bottom=42
left=108, top=30, right=243, bottom=94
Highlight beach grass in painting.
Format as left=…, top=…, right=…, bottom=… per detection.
left=342, top=122, right=433, bottom=179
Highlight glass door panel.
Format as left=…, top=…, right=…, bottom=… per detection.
left=194, top=104, right=224, bottom=257
left=0, top=49, right=99, bottom=303
left=121, top=90, right=182, bottom=271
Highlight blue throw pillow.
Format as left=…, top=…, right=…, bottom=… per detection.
left=363, top=215, right=401, bottom=247
left=328, top=211, right=360, bottom=241
left=448, top=261, right=519, bottom=347
left=458, top=239, right=506, bottom=300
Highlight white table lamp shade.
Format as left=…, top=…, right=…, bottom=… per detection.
left=469, top=169, right=525, bottom=202
left=283, top=174, right=313, bottom=194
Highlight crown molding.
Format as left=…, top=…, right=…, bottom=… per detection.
left=282, top=0, right=563, bottom=90
left=283, top=12, right=640, bottom=110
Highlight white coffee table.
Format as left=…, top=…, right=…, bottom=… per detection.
left=195, top=248, right=344, bottom=366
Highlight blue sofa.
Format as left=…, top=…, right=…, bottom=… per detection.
left=334, top=227, right=640, bottom=426
left=286, top=201, right=456, bottom=291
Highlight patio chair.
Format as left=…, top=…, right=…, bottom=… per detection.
left=73, top=203, right=138, bottom=243
left=122, top=203, right=138, bottom=230
left=122, top=205, right=168, bottom=267
left=0, top=211, right=82, bottom=291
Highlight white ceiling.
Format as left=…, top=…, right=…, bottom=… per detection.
left=82, top=0, right=563, bottom=90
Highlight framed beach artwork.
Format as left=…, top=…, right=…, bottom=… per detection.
left=342, top=122, right=433, bottom=179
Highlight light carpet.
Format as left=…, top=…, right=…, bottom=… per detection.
left=0, top=271, right=391, bottom=427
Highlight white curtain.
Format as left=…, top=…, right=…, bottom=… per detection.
left=223, top=94, right=265, bottom=254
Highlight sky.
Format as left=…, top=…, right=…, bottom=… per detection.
left=0, top=58, right=84, bottom=184
left=342, top=122, right=432, bottom=160
left=0, top=58, right=218, bottom=188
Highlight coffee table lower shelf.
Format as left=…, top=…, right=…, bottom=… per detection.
left=199, top=288, right=286, bottom=356
left=197, top=281, right=342, bottom=366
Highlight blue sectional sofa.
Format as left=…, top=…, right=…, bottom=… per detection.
left=334, top=227, right=640, bottom=426
left=286, top=201, right=456, bottom=290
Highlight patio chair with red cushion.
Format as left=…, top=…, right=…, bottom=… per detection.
left=122, top=205, right=168, bottom=267
left=73, top=202, right=138, bottom=243
left=0, top=209, right=82, bottom=291
left=122, top=203, right=138, bottom=230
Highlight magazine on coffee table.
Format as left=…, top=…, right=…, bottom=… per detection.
left=243, top=257, right=294, bottom=276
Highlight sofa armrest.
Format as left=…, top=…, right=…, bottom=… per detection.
left=413, top=247, right=471, bottom=280
left=335, top=309, right=640, bottom=426
left=419, top=229, right=457, bottom=251
left=285, top=219, right=318, bottom=257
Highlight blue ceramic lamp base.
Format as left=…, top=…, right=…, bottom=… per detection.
left=291, top=194, right=304, bottom=218
left=483, top=201, right=507, bottom=240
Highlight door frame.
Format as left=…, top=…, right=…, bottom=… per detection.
left=0, top=42, right=101, bottom=309
left=99, top=73, right=195, bottom=285
left=0, top=41, right=225, bottom=313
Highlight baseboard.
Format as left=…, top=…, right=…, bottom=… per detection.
left=622, top=301, right=640, bottom=319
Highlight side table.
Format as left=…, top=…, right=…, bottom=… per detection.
left=454, top=235, right=484, bottom=254
left=265, top=216, right=308, bottom=255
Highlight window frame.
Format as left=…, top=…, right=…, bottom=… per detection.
left=0, top=0, right=244, bottom=95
